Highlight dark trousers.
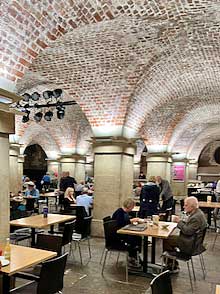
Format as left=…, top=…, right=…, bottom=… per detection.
left=161, top=197, right=173, bottom=212
left=121, top=235, right=142, bottom=258
left=163, top=234, right=179, bottom=266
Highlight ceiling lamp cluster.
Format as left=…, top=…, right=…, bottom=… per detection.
left=12, top=89, right=77, bottom=123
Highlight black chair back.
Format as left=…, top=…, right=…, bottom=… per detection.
left=37, top=252, right=68, bottom=294
left=103, top=216, right=111, bottom=223
left=36, top=234, right=63, bottom=255
left=150, top=270, right=173, bottom=294
left=62, top=220, right=75, bottom=246
left=103, top=220, right=126, bottom=251
left=192, top=226, right=207, bottom=255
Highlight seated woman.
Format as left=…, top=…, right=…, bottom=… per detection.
left=139, top=176, right=160, bottom=218
left=63, top=187, right=76, bottom=211
left=112, top=198, right=142, bottom=267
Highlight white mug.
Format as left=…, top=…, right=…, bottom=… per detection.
left=171, top=215, right=177, bottom=222
left=207, top=196, right=212, bottom=203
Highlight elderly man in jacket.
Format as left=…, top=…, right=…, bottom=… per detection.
left=163, top=196, right=207, bottom=272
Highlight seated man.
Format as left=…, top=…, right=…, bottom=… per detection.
left=76, top=187, right=93, bottom=216
left=163, top=196, right=207, bottom=272
left=112, top=198, right=142, bottom=267
left=24, top=181, right=40, bottom=211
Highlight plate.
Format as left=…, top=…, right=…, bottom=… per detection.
left=0, top=256, right=10, bottom=266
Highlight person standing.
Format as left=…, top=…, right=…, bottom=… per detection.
left=41, top=172, right=51, bottom=192
left=139, top=176, right=160, bottom=217
left=59, top=171, right=77, bottom=192
left=156, top=176, right=173, bottom=212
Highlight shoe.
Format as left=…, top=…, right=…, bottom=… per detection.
left=169, top=267, right=180, bottom=274
left=128, top=258, right=142, bottom=268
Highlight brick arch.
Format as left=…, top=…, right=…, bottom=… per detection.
left=187, top=127, right=220, bottom=161
left=0, top=0, right=169, bottom=87
left=168, top=104, right=220, bottom=158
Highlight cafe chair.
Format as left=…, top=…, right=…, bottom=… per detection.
left=10, top=228, right=31, bottom=246
left=100, top=216, right=112, bottom=264
left=72, top=211, right=93, bottom=265
left=161, top=227, right=207, bottom=291
left=35, top=233, right=63, bottom=256
left=146, top=270, right=173, bottom=294
left=13, top=253, right=68, bottom=294
left=101, top=219, right=129, bottom=282
left=212, top=226, right=220, bottom=250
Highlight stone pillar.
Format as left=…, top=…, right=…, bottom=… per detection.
left=91, top=137, right=136, bottom=237
left=9, top=144, right=21, bottom=194
left=18, top=155, right=24, bottom=191
left=59, top=155, right=86, bottom=182
left=47, top=159, right=60, bottom=176
left=146, top=152, right=172, bottom=181
left=60, top=156, right=76, bottom=177
left=133, top=162, right=140, bottom=179
left=188, top=160, right=198, bottom=180
left=0, top=111, right=15, bottom=244
left=171, top=160, right=188, bottom=198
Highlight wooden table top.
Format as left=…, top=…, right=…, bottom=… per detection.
left=198, top=201, right=220, bottom=208
left=1, top=244, right=57, bottom=276
left=117, top=221, right=177, bottom=239
left=10, top=214, right=76, bottom=229
left=216, top=285, right=220, bottom=294
left=40, top=192, right=57, bottom=197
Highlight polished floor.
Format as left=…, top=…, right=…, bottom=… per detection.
left=15, top=229, right=220, bottom=294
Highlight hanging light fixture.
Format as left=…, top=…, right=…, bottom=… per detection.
left=11, top=89, right=77, bottom=123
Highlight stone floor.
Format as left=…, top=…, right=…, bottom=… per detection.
left=15, top=229, right=220, bottom=294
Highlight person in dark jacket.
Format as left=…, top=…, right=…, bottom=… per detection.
left=139, top=176, right=160, bottom=218
left=59, top=171, right=77, bottom=192
left=112, top=198, right=142, bottom=266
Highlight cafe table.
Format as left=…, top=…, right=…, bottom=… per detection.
left=117, top=221, right=177, bottom=276
left=198, top=201, right=220, bottom=226
left=0, top=244, right=57, bottom=293
left=10, top=214, right=76, bottom=246
left=39, top=192, right=58, bottom=207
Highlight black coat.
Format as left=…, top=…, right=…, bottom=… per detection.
left=139, top=183, right=160, bottom=217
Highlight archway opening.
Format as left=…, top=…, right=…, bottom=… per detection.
left=23, top=144, right=47, bottom=190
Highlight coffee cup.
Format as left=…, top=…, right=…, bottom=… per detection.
left=171, top=215, right=177, bottom=222
left=152, top=215, right=159, bottom=225
left=207, top=196, right=212, bottom=203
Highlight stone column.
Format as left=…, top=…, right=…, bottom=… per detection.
left=9, top=143, right=21, bottom=194
left=59, top=156, right=76, bottom=177
left=91, top=137, right=136, bottom=237
left=146, top=152, right=172, bottom=181
left=171, top=160, right=188, bottom=198
left=18, top=155, right=24, bottom=191
left=0, top=111, right=15, bottom=244
left=59, top=155, right=86, bottom=182
left=188, top=160, right=198, bottom=180
left=133, top=162, right=140, bottom=179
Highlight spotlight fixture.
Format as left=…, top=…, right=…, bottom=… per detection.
left=34, top=111, right=43, bottom=122
left=57, top=105, right=65, bottom=119
left=53, top=88, right=63, bottom=99
left=43, top=90, right=53, bottom=100
left=22, top=110, right=30, bottom=123
left=31, top=92, right=40, bottom=101
left=44, top=110, right=53, bottom=121
left=22, top=93, right=31, bottom=102
left=11, top=88, right=77, bottom=123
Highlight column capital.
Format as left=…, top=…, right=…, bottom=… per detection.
left=91, top=136, right=137, bottom=155
left=59, top=154, right=86, bottom=163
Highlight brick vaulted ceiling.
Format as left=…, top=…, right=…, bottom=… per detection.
left=2, top=1, right=220, bottom=160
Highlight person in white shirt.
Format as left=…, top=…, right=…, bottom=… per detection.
left=76, top=187, right=93, bottom=216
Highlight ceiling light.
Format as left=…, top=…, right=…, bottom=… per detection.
left=22, top=110, right=30, bottom=123
left=22, top=93, right=31, bottom=102
left=44, top=110, right=53, bottom=121
left=43, top=90, right=53, bottom=99
left=57, top=108, right=65, bottom=119
left=53, top=89, right=62, bottom=99
left=31, top=92, right=40, bottom=101
left=34, top=111, right=43, bottom=122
